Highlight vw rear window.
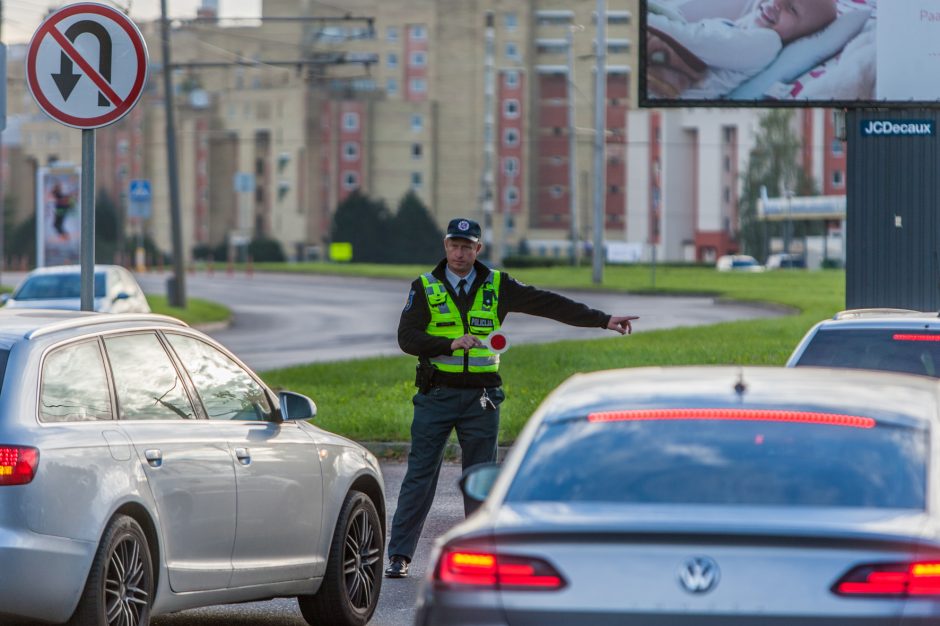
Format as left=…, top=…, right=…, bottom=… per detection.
left=505, top=416, right=927, bottom=509
left=796, top=328, right=940, bottom=377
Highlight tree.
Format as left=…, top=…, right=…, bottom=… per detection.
left=739, top=110, right=826, bottom=261
left=329, top=190, right=391, bottom=263
left=389, top=191, right=443, bottom=264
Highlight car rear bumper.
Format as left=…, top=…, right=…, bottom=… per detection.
left=0, top=527, right=95, bottom=622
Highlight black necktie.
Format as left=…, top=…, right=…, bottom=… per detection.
left=456, top=279, right=467, bottom=302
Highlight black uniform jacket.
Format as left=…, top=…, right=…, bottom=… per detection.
left=398, top=259, right=611, bottom=389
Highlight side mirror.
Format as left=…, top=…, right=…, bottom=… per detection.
left=279, top=391, right=317, bottom=421
left=113, top=292, right=130, bottom=302
left=459, top=463, right=501, bottom=504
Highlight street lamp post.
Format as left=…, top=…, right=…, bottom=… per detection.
left=784, top=188, right=793, bottom=257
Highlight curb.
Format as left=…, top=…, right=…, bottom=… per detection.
left=360, top=442, right=513, bottom=463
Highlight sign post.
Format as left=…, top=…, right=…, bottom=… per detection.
left=26, top=3, right=148, bottom=311
left=128, top=179, right=152, bottom=272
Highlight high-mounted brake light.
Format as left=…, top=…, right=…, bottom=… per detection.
left=587, top=409, right=875, bottom=429
left=893, top=333, right=940, bottom=342
left=435, top=548, right=566, bottom=591
left=0, top=446, right=39, bottom=486
left=834, top=562, right=940, bottom=597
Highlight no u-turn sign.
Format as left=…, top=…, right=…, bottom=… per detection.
left=26, top=3, right=148, bottom=129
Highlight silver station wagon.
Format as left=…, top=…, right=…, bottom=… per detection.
left=0, top=309, right=384, bottom=626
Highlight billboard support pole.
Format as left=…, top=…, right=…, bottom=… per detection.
left=80, top=129, right=95, bottom=311
left=592, top=0, right=606, bottom=284
left=567, top=25, right=580, bottom=266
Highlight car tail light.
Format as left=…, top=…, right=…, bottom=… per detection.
left=435, top=547, right=566, bottom=591
left=587, top=408, right=875, bottom=429
left=834, top=562, right=940, bottom=597
left=0, top=446, right=39, bottom=486
left=893, top=334, right=940, bottom=342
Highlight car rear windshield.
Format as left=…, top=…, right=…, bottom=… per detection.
left=796, top=328, right=940, bottom=377
left=14, top=273, right=106, bottom=300
left=505, top=414, right=927, bottom=509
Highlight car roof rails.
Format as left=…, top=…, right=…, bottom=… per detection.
left=832, top=308, right=924, bottom=320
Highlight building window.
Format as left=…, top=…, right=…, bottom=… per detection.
left=503, top=99, right=520, bottom=119
left=724, top=156, right=731, bottom=172
left=832, top=139, right=844, bottom=156
left=387, top=26, right=399, bottom=41
left=598, top=10, right=632, bottom=24
left=343, top=142, right=359, bottom=161
left=504, top=186, right=519, bottom=206
left=550, top=185, right=564, bottom=199
left=506, top=42, right=520, bottom=62
left=410, top=51, right=427, bottom=67
left=536, top=11, right=573, bottom=25
left=504, top=70, right=520, bottom=88
left=411, top=114, right=423, bottom=132
left=410, top=25, right=427, bottom=40
left=505, top=12, right=518, bottom=31
left=386, top=78, right=398, bottom=94
left=387, top=52, right=398, bottom=68
left=411, top=172, right=423, bottom=189
left=412, top=143, right=423, bottom=159
left=609, top=185, right=620, bottom=194
left=503, top=128, right=520, bottom=146
left=723, top=127, right=735, bottom=144
left=342, top=171, right=359, bottom=190
left=536, top=39, right=568, bottom=54
left=833, top=170, right=844, bottom=187
left=723, top=186, right=731, bottom=203
left=503, top=157, right=519, bottom=175
left=342, top=111, right=359, bottom=131
left=607, top=39, right=631, bottom=54
left=410, top=78, right=427, bottom=93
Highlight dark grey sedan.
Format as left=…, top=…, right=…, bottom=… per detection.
left=417, top=366, right=940, bottom=625
left=0, top=309, right=384, bottom=626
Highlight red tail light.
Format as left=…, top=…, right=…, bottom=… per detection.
left=893, top=334, right=940, bottom=342
left=834, top=562, right=940, bottom=597
left=587, top=408, right=875, bottom=429
left=0, top=446, right=39, bottom=486
left=435, top=547, right=566, bottom=591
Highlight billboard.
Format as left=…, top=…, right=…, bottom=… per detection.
left=36, top=164, right=81, bottom=267
left=638, top=0, right=930, bottom=107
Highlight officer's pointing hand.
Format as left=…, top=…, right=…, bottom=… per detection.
left=607, top=315, right=639, bottom=335
left=451, top=334, right=483, bottom=352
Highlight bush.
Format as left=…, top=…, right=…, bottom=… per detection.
left=248, top=237, right=287, bottom=262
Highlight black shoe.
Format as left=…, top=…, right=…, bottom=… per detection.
left=385, top=555, right=410, bottom=578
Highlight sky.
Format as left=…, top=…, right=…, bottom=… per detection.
left=5, top=0, right=262, bottom=44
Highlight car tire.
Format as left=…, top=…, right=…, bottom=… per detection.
left=298, top=490, right=383, bottom=626
left=69, top=514, right=154, bottom=626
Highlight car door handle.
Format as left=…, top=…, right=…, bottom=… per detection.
left=235, top=447, right=251, bottom=465
left=144, top=449, right=163, bottom=468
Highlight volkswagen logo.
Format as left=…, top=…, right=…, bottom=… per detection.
left=678, top=557, right=720, bottom=594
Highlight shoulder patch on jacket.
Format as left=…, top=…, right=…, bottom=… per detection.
left=404, top=289, right=416, bottom=311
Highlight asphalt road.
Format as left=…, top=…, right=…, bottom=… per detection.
left=129, top=269, right=783, bottom=371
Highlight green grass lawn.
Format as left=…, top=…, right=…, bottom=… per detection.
left=146, top=295, right=231, bottom=327
left=261, top=265, right=845, bottom=445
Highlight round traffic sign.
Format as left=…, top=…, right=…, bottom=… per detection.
left=26, top=3, right=149, bottom=130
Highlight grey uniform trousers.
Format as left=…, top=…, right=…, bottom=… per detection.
left=387, top=385, right=504, bottom=561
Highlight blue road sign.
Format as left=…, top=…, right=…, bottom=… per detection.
left=128, top=179, right=152, bottom=219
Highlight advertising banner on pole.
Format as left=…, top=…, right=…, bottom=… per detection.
left=36, top=164, right=82, bottom=267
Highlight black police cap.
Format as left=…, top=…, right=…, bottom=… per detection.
left=445, top=218, right=481, bottom=242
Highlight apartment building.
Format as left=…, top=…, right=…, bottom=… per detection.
left=3, top=0, right=846, bottom=265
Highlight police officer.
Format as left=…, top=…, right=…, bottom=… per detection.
left=384, top=217, right=638, bottom=578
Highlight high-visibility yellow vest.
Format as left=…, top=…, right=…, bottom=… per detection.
left=420, top=271, right=502, bottom=373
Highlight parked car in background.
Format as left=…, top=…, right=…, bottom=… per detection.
left=0, top=310, right=385, bottom=626
left=715, top=254, right=764, bottom=272
left=417, top=365, right=940, bottom=625
left=787, top=309, right=940, bottom=377
left=2, top=264, right=151, bottom=313
left=766, top=252, right=807, bottom=269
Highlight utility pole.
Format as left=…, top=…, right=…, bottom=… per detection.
left=481, top=12, right=497, bottom=261
left=592, top=0, right=606, bottom=284
left=567, top=25, right=579, bottom=266
left=0, top=0, right=5, bottom=286
left=161, top=0, right=186, bottom=307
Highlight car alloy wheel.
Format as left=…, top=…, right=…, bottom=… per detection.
left=298, top=490, right=383, bottom=626
left=70, top=515, right=153, bottom=626
left=343, top=505, right=381, bottom=610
